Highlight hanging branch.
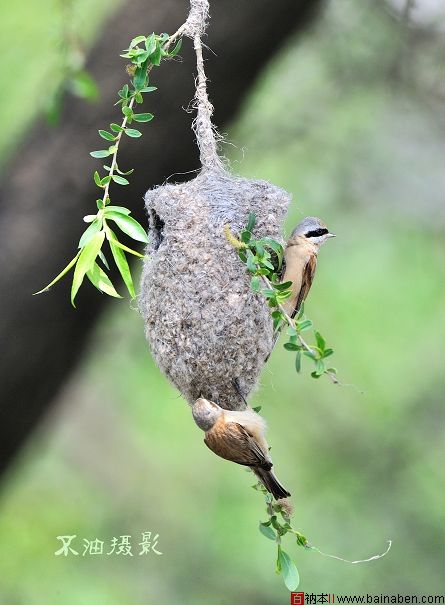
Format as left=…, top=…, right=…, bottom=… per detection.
left=35, top=0, right=213, bottom=306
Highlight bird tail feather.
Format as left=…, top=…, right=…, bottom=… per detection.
left=254, top=468, right=291, bottom=500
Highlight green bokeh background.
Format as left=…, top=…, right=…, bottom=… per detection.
left=1, top=1, right=444, bottom=603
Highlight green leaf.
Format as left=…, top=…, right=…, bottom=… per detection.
left=116, top=166, right=134, bottom=176
left=278, top=549, right=300, bottom=591
left=315, top=359, right=325, bottom=376
left=295, top=351, right=302, bottom=373
left=315, top=331, right=326, bottom=351
left=122, top=106, right=133, bottom=118
left=167, top=38, right=182, bottom=57
left=150, top=43, right=162, bottom=66
left=246, top=212, right=256, bottom=233
left=284, top=342, right=300, bottom=351
left=252, top=406, right=262, bottom=413
left=78, top=218, right=102, bottom=248
left=323, top=348, right=334, bottom=358
left=96, top=198, right=104, bottom=210
left=107, top=227, right=136, bottom=297
left=94, top=171, right=101, bottom=187
left=259, top=522, right=276, bottom=541
left=130, top=35, right=147, bottom=48
left=98, top=249, right=110, bottom=270
left=106, top=236, right=144, bottom=258
left=86, top=262, right=122, bottom=298
left=240, top=229, right=251, bottom=244
left=132, top=112, right=154, bottom=122
left=100, top=176, right=111, bottom=186
left=71, top=231, right=105, bottom=306
left=110, top=123, right=124, bottom=133
left=296, top=319, right=313, bottom=331
left=246, top=251, right=257, bottom=273
left=133, top=62, right=148, bottom=90
left=251, top=276, right=261, bottom=292
left=144, top=33, right=157, bottom=55
left=90, top=150, right=111, bottom=158
left=33, top=251, right=81, bottom=295
left=274, top=281, right=293, bottom=291
left=105, top=212, right=148, bottom=243
left=105, top=205, right=131, bottom=215
left=139, top=86, right=157, bottom=93
left=112, top=175, right=130, bottom=185
left=98, top=130, right=116, bottom=141
left=124, top=128, right=142, bottom=138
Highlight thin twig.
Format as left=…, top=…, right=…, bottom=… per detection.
left=101, top=24, right=188, bottom=208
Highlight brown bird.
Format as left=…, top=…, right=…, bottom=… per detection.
left=281, top=216, right=335, bottom=320
left=191, top=397, right=290, bottom=500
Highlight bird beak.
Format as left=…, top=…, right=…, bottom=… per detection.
left=327, top=232, right=336, bottom=238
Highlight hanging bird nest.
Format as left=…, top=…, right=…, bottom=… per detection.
left=139, top=0, right=291, bottom=411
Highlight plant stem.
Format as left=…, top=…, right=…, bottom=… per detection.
left=100, top=24, right=187, bottom=207
left=261, top=275, right=339, bottom=384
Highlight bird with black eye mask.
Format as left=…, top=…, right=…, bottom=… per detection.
left=280, top=216, right=335, bottom=320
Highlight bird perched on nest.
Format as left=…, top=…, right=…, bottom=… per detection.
left=191, top=397, right=290, bottom=500
left=281, top=216, right=335, bottom=320
left=266, top=217, right=335, bottom=360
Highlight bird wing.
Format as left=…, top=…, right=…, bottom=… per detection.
left=204, top=422, right=271, bottom=470
left=293, top=253, right=317, bottom=317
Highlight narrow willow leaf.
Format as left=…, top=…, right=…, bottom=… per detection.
left=124, top=128, right=142, bottom=138
left=284, top=342, right=300, bottom=351
left=108, top=228, right=135, bottom=298
left=78, top=218, right=102, bottom=248
left=71, top=231, right=105, bottom=306
left=105, top=205, right=131, bottom=215
left=315, top=331, right=326, bottom=351
left=90, top=150, right=111, bottom=158
left=105, top=212, right=148, bottom=243
left=132, top=113, right=154, bottom=122
left=112, top=175, right=129, bottom=185
left=98, top=249, right=110, bottom=270
left=259, top=523, right=276, bottom=541
left=106, top=236, right=144, bottom=258
left=278, top=549, right=300, bottom=591
left=87, top=262, right=122, bottom=298
left=33, top=251, right=81, bottom=295
left=295, top=351, right=302, bottom=373
left=297, top=319, right=313, bottom=331
left=99, top=130, right=116, bottom=141
left=274, top=281, right=293, bottom=291
left=116, top=166, right=134, bottom=176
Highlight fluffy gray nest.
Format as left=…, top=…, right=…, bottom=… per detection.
left=139, top=168, right=290, bottom=411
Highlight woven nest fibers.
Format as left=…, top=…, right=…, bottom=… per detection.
left=139, top=168, right=290, bottom=410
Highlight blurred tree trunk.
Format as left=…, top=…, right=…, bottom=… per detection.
left=0, top=0, right=323, bottom=477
